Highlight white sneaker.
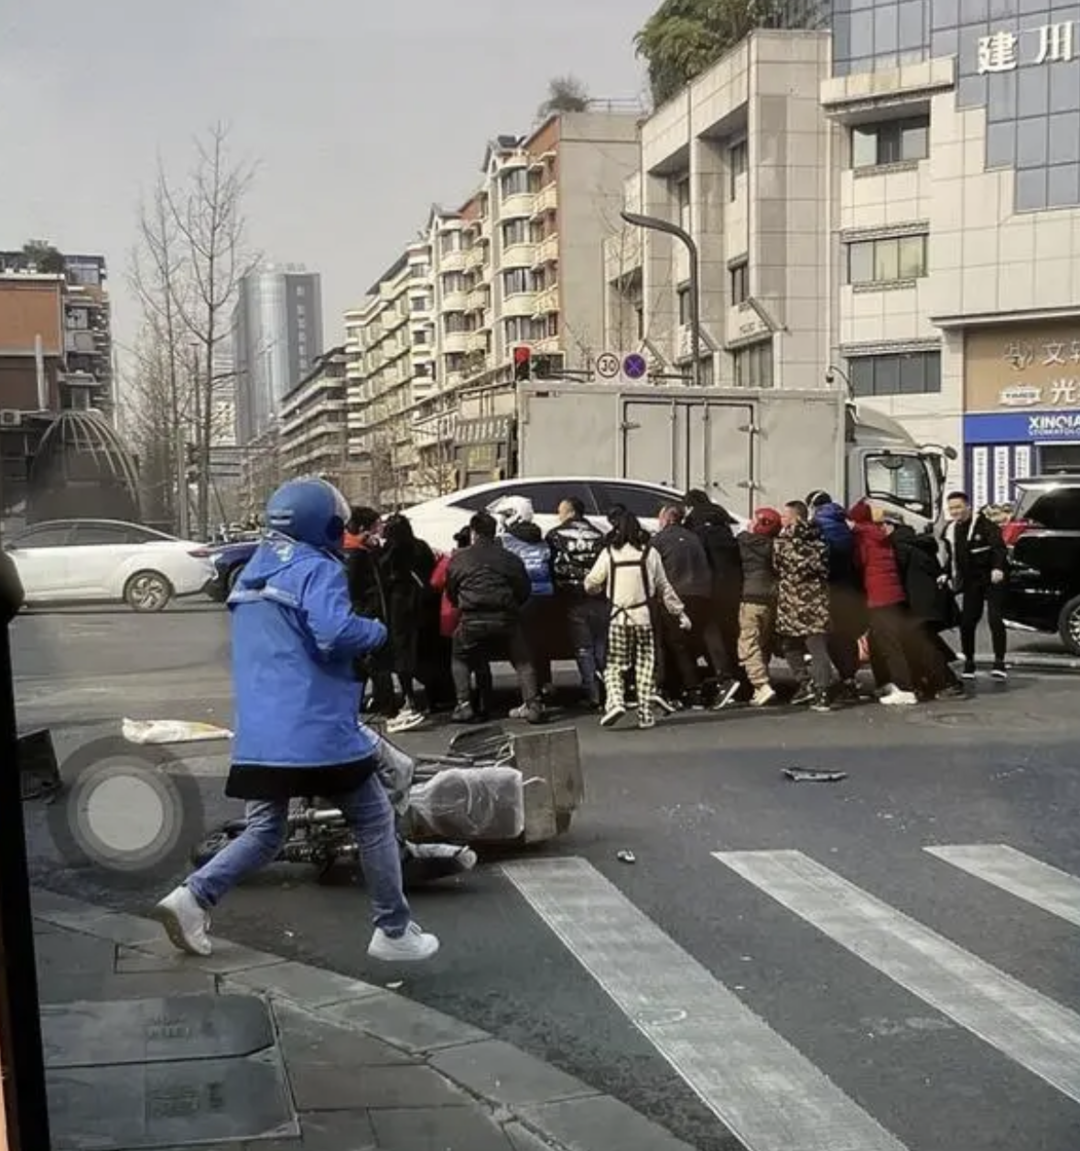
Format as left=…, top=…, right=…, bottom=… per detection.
left=880, top=689, right=918, bottom=706
left=876, top=683, right=897, bottom=699
left=152, top=886, right=212, bottom=957
left=600, top=705, right=626, bottom=728
left=386, top=708, right=426, bottom=734
left=750, top=685, right=776, bottom=707
left=368, top=921, right=440, bottom=962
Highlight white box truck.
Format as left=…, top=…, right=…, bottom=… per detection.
left=513, top=382, right=956, bottom=531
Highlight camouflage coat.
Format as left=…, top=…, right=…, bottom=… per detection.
left=773, top=521, right=831, bottom=638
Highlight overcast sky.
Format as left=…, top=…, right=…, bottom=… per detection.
left=0, top=0, right=656, bottom=365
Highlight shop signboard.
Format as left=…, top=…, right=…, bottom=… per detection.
left=964, top=323, right=1080, bottom=414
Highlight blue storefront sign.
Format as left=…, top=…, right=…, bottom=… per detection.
left=964, top=411, right=1080, bottom=443
left=963, top=410, right=1080, bottom=508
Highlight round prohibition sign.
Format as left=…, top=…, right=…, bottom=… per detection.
left=595, top=352, right=621, bottom=379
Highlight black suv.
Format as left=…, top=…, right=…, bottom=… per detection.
left=1001, top=476, right=1080, bottom=655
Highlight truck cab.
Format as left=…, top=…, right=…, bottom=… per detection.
left=846, top=404, right=955, bottom=534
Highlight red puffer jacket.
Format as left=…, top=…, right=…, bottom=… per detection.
left=848, top=501, right=906, bottom=609
left=429, top=552, right=459, bottom=638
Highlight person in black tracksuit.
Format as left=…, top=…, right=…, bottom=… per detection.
left=942, top=491, right=1009, bottom=680
left=344, top=508, right=396, bottom=717
left=547, top=497, right=607, bottom=708
left=446, top=511, right=541, bottom=723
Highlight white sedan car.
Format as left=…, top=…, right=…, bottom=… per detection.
left=400, top=476, right=693, bottom=553
left=5, top=518, right=215, bottom=612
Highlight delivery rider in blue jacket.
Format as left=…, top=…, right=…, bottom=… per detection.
left=153, top=478, right=439, bottom=963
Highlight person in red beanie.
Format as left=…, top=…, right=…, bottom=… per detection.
left=735, top=507, right=782, bottom=706
left=848, top=499, right=917, bottom=705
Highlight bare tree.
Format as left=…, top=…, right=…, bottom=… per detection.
left=128, top=160, right=193, bottom=533
left=163, top=123, right=257, bottom=538
left=538, top=75, right=590, bottom=118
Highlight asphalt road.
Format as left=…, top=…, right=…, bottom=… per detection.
left=13, top=605, right=1080, bottom=1151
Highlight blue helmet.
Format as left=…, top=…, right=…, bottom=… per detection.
left=265, top=479, right=350, bottom=549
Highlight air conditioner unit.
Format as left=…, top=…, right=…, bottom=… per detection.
left=0, top=410, right=23, bottom=427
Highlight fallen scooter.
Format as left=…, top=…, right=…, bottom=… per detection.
left=190, top=722, right=584, bottom=888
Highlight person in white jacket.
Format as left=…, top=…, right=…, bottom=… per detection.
left=584, top=509, right=689, bottom=729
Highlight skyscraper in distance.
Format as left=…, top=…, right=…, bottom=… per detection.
left=232, top=264, right=323, bottom=444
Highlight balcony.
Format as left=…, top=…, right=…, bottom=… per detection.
left=464, top=245, right=485, bottom=270
left=532, top=335, right=561, bottom=355
left=442, top=331, right=470, bottom=355
left=439, top=249, right=466, bottom=272
left=502, top=291, right=537, bottom=318
left=531, top=182, right=558, bottom=218
left=466, top=331, right=488, bottom=354
left=535, top=233, right=559, bottom=266
left=500, top=242, right=536, bottom=269
left=441, top=289, right=468, bottom=313
left=466, top=287, right=489, bottom=312
left=533, top=284, right=559, bottom=316
left=499, top=191, right=536, bottom=220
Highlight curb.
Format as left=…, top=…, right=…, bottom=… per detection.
left=30, top=887, right=696, bottom=1151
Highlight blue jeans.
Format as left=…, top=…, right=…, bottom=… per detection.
left=185, top=773, right=411, bottom=937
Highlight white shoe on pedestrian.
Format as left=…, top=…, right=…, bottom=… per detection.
left=875, top=683, right=897, bottom=699
left=650, top=693, right=679, bottom=714
left=386, top=708, right=426, bottom=734
left=600, top=705, right=626, bottom=727
left=152, top=886, right=212, bottom=957
left=368, top=921, right=440, bottom=962
left=750, top=685, right=776, bottom=707
left=880, top=689, right=918, bottom=706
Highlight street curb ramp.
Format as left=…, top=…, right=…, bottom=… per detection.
left=31, top=888, right=696, bottom=1151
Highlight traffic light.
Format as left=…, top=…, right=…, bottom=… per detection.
left=513, top=345, right=531, bottom=382
left=532, top=352, right=564, bottom=379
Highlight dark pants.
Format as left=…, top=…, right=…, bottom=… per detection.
left=567, top=595, right=608, bottom=702
left=451, top=616, right=538, bottom=712
left=783, top=633, right=833, bottom=692
left=827, top=584, right=866, bottom=682
left=959, top=579, right=1007, bottom=664
left=868, top=604, right=914, bottom=692
left=521, top=597, right=552, bottom=691
left=687, top=596, right=737, bottom=681
left=905, top=622, right=959, bottom=696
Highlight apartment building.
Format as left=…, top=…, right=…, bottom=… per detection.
left=344, top=240, right=436, bottom=505
left=344, top=109, right=640, bottom=503
left=607, top=7, right=1080, bottom=506
left=278, top=348, right=349, bottom=485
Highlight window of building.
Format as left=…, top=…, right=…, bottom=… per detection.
left=847, top=234, right=927, bottom=285
left=503, top=268, right=531, bottom=296
left=677, top=284, right=691, bottom=326
left=439, top=232, right=460, bottom=255
left=852, top=116, right=929, bottom=169
left=732, top=340, right=773, bottom=388
left=675, top=178, right=690, bottom=231
left=410, top=295, right=430, bottom=312
left=296, top=285, right=305, bottom=298
left=848, top=351, right=941, bottom=396
left=730, top=260, right=749, bottom=304
left=412, top=328, right=429, bottom=346
left=442, top=271, right=466, bottom=295
left=729, top=139, right=748, bottom=199
left=635, top=304, right=644, bottom=340
left=502, top=219, right=529, bottom=247
left=501, top=167, right=530, bottom=198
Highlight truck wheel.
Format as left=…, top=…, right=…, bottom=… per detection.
left=1057, top=595, right=1080, bottom=656
left=124, top=570, right=173, bottom=612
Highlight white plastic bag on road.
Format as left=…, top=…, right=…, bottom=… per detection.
left=122, top=718, right=233, bottom=745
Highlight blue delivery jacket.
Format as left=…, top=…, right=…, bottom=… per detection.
left=501, top=528, right=554, bottom=597
left=226, top=535, right=387, bottom=773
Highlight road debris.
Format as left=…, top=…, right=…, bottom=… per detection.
left=783, top=768, right=847, bottom=783
left=616, top=849, right=636, bottom=864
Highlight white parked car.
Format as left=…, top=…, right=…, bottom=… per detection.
left=399, top=476, right=697, bottom=553
left=5, top=518, right=215, bottom=612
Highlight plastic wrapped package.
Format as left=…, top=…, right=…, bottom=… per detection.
left=406, top=766, right=525, bottom=841
left=122, top=718, right=233, bottom=744
left=372, top=731, right=416, bottom=814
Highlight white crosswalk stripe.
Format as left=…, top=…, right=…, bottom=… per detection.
left=502, top=856, right=909, bottom=1151
left=924, top=843, right=1080, bottom=928
left=714, top=849, right=1080, bottom=1106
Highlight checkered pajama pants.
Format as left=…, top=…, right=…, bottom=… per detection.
left=604, top=621, right=657, bottom=720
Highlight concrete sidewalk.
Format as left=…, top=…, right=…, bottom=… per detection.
left=31, top=889, right=695, bottom=1151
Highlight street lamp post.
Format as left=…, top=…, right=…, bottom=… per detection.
left=620, top=210, right=703, bottom=388
left=825, top=363, right=854, bottom=400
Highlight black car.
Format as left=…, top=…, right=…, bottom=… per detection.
left=1001, top=476, right=1080, bottom=655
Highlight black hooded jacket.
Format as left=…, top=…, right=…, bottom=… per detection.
left=892, top=525, right=955, bottom=629
left=685, top=502, right=743, bottom=598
